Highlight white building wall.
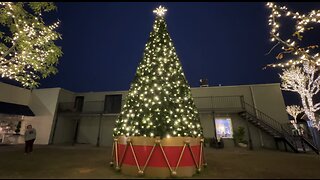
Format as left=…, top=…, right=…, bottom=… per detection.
left=73, top=91, right=126, bottom=146
left=52, top=115, right=77, bottom=144
left=50, top=88, right=76, bottom=144
left=77, top=115, right=100, bottom=145
left=191, top=85, right=254, bottom=105
left=191, top=83, right=287, bottom=149
left=251, top=84, right=288, bottom=124
left=23, top=88, right=60, bottom=145
left=50, top=83, right=288, bottom=149
left=0, top=83, right=62, bottom=145
left=99, top=115, right=117, bottom=146
left=199, top=113, right=215, bottom=138
left=58, top=89, right=76, bottom=103
left=0, top=82, right=31, bottom=105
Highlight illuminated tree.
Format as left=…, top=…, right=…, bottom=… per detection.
left=0, top=2, right=62, bottom=89
left=286, top=105, right=303, bottom=129
left=286, top=105, right=303, bottom=123
left=266, top=2, right=320, bottom=130
left=113, top=6, right=203, bottom=138
left=281, top=64, right=320, bottom=129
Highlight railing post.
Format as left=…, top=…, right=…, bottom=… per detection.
left=212, top=111, right=217, bottom=143
left=240, top=96, right=245, bottom=110
left=245, top=118, right=253, bottom=150
left=96, top=113, right=102, bottom=147
left=210, top=96, right=214, bottom=110
left=72, top=118, right=80, bottom=146
left=301, top=137, right=306, bottom=152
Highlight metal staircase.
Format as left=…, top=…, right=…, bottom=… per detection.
left=239, top=102, right=319, bottom=154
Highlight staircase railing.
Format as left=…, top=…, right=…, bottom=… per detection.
left=242, top=101, right=319, bottom=154
left=242, top=102, right=299, bottom=152
left=280, top=123, right=299, bottom=150
left=190, top=95, right=318, bottom=154
left=282, top=124, right=319, bottom=154
left=302, top=137, right=319, bottom=154
left=242, top=102, right=283, bottom=133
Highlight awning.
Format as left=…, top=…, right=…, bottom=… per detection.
left=0, top=101, right=35, bottom=116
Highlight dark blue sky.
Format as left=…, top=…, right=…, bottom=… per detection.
left=12, top=2, right=320, bottom=104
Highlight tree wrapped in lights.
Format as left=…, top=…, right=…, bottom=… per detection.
left=286, top=105, right=303, bottom=129
left=266, top=2, right=320, bottom=130
left=281, top=64, right=320, bottom=129
left=111, top=6, right=206, bottom=178
left=0, top=2, right=62, bottom=89
left=266, top=2, right=320, bottom=68
left=286, top=105, right=303, bottom=123
left=113, top=6, right=203, bottom=138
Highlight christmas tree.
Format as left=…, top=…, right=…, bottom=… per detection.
left=113, top=6, right=203, bottom=138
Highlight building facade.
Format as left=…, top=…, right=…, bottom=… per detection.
left=0, top=82, right=295, bottom=151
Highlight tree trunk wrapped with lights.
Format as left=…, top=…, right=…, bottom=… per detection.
left=265, top=2, right=320, bottom=130
left=110, top=6, right=206, bottom=178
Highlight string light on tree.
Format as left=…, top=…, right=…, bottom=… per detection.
left=265, top=2, right=320, bottom=130
left=280, top=64, right=320, bottom=130
left=286, top=105, right=303, bottom=129
left=113, top=6, right=203, bottom=138
left=266, top=2, right=320, bottom=68
left=0, top=2, right=62, bottom=89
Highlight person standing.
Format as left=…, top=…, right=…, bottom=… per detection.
left=24, top=125, right=36, bottom=154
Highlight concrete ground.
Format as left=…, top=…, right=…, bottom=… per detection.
left=0, top=144, right=320, bottom=179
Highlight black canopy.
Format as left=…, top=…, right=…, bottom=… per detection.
left=0, top=101, right=34, bottom=116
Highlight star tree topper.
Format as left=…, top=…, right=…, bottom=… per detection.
left=153, top=5, right=167, bottom=17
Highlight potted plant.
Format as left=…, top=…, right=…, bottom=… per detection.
left=233, top=126, right=248, bottom=148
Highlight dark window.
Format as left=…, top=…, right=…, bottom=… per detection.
left=104, top=94, right=122, bottom=113
left=74, top=96, right=84, bottom=112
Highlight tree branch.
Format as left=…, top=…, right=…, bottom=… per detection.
left=281, top=87, right=297, bottom=93
left=265, top=42, right=280, bottom=56
left=0, top=43, right=16, bottom=61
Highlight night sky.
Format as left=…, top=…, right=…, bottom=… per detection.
left=3, top=2, right=320, bottom=105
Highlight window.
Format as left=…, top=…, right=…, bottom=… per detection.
left=74, top=96, right=84, bottom=112
left=215, top=117, right=233, bottom=138
left=104, top=94, right=122, bottom=113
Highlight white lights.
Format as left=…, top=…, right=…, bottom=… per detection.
left=113, top=6, right=203, bottom=138
left=0, top=2, right=62, bottom=88
left=153, top=5, right=167, bottom=17
left=286, top=105, right=303, bottom=130
left=266, top=2, right=320, bottom=68
left=266, top=2, right=320, bottom=130
left=280, top=62, right=320, bottom=130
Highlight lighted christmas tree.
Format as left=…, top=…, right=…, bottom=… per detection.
left=113, top=6, right=203, bottom=138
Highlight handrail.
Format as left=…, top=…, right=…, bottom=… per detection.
left=242, top=101, right=299, bottom=150
left=242, top=101, right=320, bottom=153
left=281, top=125, right=298, bottom=149
left=56, top=95, right=318, bottom=153
left=193, top=95, right=243, bottom=99
left=242, top=102, right=282, bottom=132
left=301, top=137, right=320, bottom=154
left=58, top=100, right=126, bottom=114
left=58, top=95, right=244, bottom=113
